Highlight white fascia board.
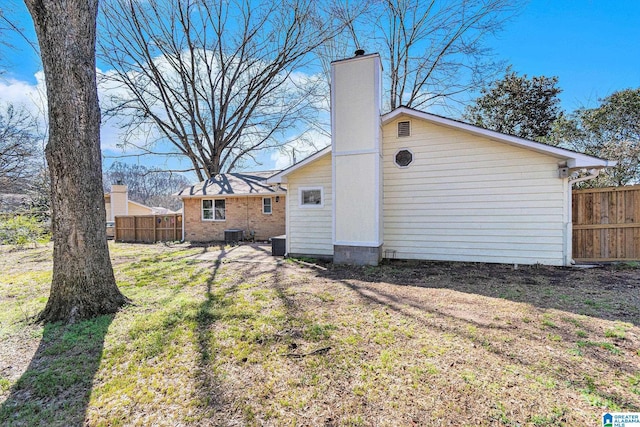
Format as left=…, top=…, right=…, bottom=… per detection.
left=381, top=107, right=616, bottom=169
left=266, top=146, right=332, bottom=184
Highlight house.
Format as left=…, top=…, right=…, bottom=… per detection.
left=105, top=184, right=174, bottom=221
left=177, top=171, right=286, bottom=242
left=105, top=184, right=175, bottom=238
left=266, top=52, right=614, bottom=266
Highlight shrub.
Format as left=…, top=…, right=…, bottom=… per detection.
left=0, top=214, right=50, bottom=246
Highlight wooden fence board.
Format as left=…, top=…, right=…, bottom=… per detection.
left=573, top=185, right=640, bottom=261
left=115, top=214, right=182, bottom=243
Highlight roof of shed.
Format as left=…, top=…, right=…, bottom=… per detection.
left=177, top=171, right=285, bottom=197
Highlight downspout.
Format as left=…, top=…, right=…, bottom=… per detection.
left=565, top=168, right=601, bottom=265
left=181, top=198, right=185, bottom=242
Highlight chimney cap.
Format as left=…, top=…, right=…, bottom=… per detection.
left=354, top=49, right=365, bottom=56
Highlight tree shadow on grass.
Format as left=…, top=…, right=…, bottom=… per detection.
left=0, top=315, right=113, bottom=427
left=190, top=247, right=240, bottom=423
left=298, top=260, right=640, bottom=412
left=314, top=260, right=640, bottom=326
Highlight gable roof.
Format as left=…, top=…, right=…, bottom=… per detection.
left=382, top=106, right=615, bottom=169
left=178, top=170, right=286, bottom=197
left=269, top=107, right=615, bottom=182
left=266, top=147, right=331, bottom=184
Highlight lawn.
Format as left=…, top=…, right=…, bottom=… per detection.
left=0, top=242, right=639, bottom=426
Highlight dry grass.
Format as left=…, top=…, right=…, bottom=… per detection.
left=0, top=242, right=639, bottom=426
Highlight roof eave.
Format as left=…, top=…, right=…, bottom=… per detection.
left=266, top=146, right=332, bottom=184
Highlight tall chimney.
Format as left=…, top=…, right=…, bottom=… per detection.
left=331, top=53, right=383, bottom=265
left=110, top=184, right=129, bottom=219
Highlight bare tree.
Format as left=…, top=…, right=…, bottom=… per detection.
left=99, top=0, right=347, bottom=181
left=341, top=0, right=519, bottom=111
left=24, top=0, right=128, bottom=323
left=104, top=161, right=190, bottom=211
left=0, top=103, right=40, bottom=192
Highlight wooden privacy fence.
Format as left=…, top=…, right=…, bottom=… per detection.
left=572, top=186, right=640, bottom=262
left=115, top=214, right=182, bottom=243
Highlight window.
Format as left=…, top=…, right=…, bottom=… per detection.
left=202, top=199, right=225, bottom=220
left=397, top=120, right=411, bottom=137
left=263, top=197, right=272, bottom=214
left=299, top=187, right=323, bottom=208
left=395, top=149, right=413, bottom=168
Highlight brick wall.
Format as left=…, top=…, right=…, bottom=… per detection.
left=183, top=195, right=286, bottom=242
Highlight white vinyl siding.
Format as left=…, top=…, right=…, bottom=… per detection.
left=287, top=153, right=333, bottom=256
left=382, top=118, right=568, bottom=266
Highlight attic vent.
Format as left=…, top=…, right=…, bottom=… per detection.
left=397, top=120, right=411, bottom=137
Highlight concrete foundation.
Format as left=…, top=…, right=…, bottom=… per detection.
left=334, top=245, right=382, bottom=266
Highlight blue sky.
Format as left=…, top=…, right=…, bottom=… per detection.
left=1, top=0, right=639, bottom=176
left=488, top=0, right=640, bottom=110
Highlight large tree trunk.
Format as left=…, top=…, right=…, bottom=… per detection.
left=25, top=0, right=129, bottom=323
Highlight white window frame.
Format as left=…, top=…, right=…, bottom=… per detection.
left=262, top=197, right=272, bottom=214
left=202, top=199, right=226, bottom=221
left=299, top=187, right=324, bottom=208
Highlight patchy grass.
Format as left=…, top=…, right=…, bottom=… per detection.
left=0, top=243, right=639, bottom=426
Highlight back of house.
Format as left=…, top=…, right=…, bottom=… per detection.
left=267, top=52, right=613, bottom=266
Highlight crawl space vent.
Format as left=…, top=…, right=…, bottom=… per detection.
left=397, top=120, right=411, bottom=137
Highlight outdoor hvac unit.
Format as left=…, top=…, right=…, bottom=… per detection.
left=224, top=229, right=243, bottom=244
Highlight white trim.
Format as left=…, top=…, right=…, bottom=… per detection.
left=563, top=178, right=572, bottom=266
left=333, top=148, right=379, bottom=156
left=381, top=107, right=616, bottom=169
left=262, top=197, right=272, bottom=214
left=331, top=58, right=337, bottom=247
left=266, top=147, right=331, bottom=184
left=201, top=198, right=226, bottom=221
left=374, top=60, right=383, bottom=249
left=334, top=240, right=384, bottom=247
left=299, top=186, right=324, bottom=208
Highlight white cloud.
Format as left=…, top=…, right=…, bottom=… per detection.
left=270, top=129, right=330, bottom=170
left=0, top=72, right=47, bottom=127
